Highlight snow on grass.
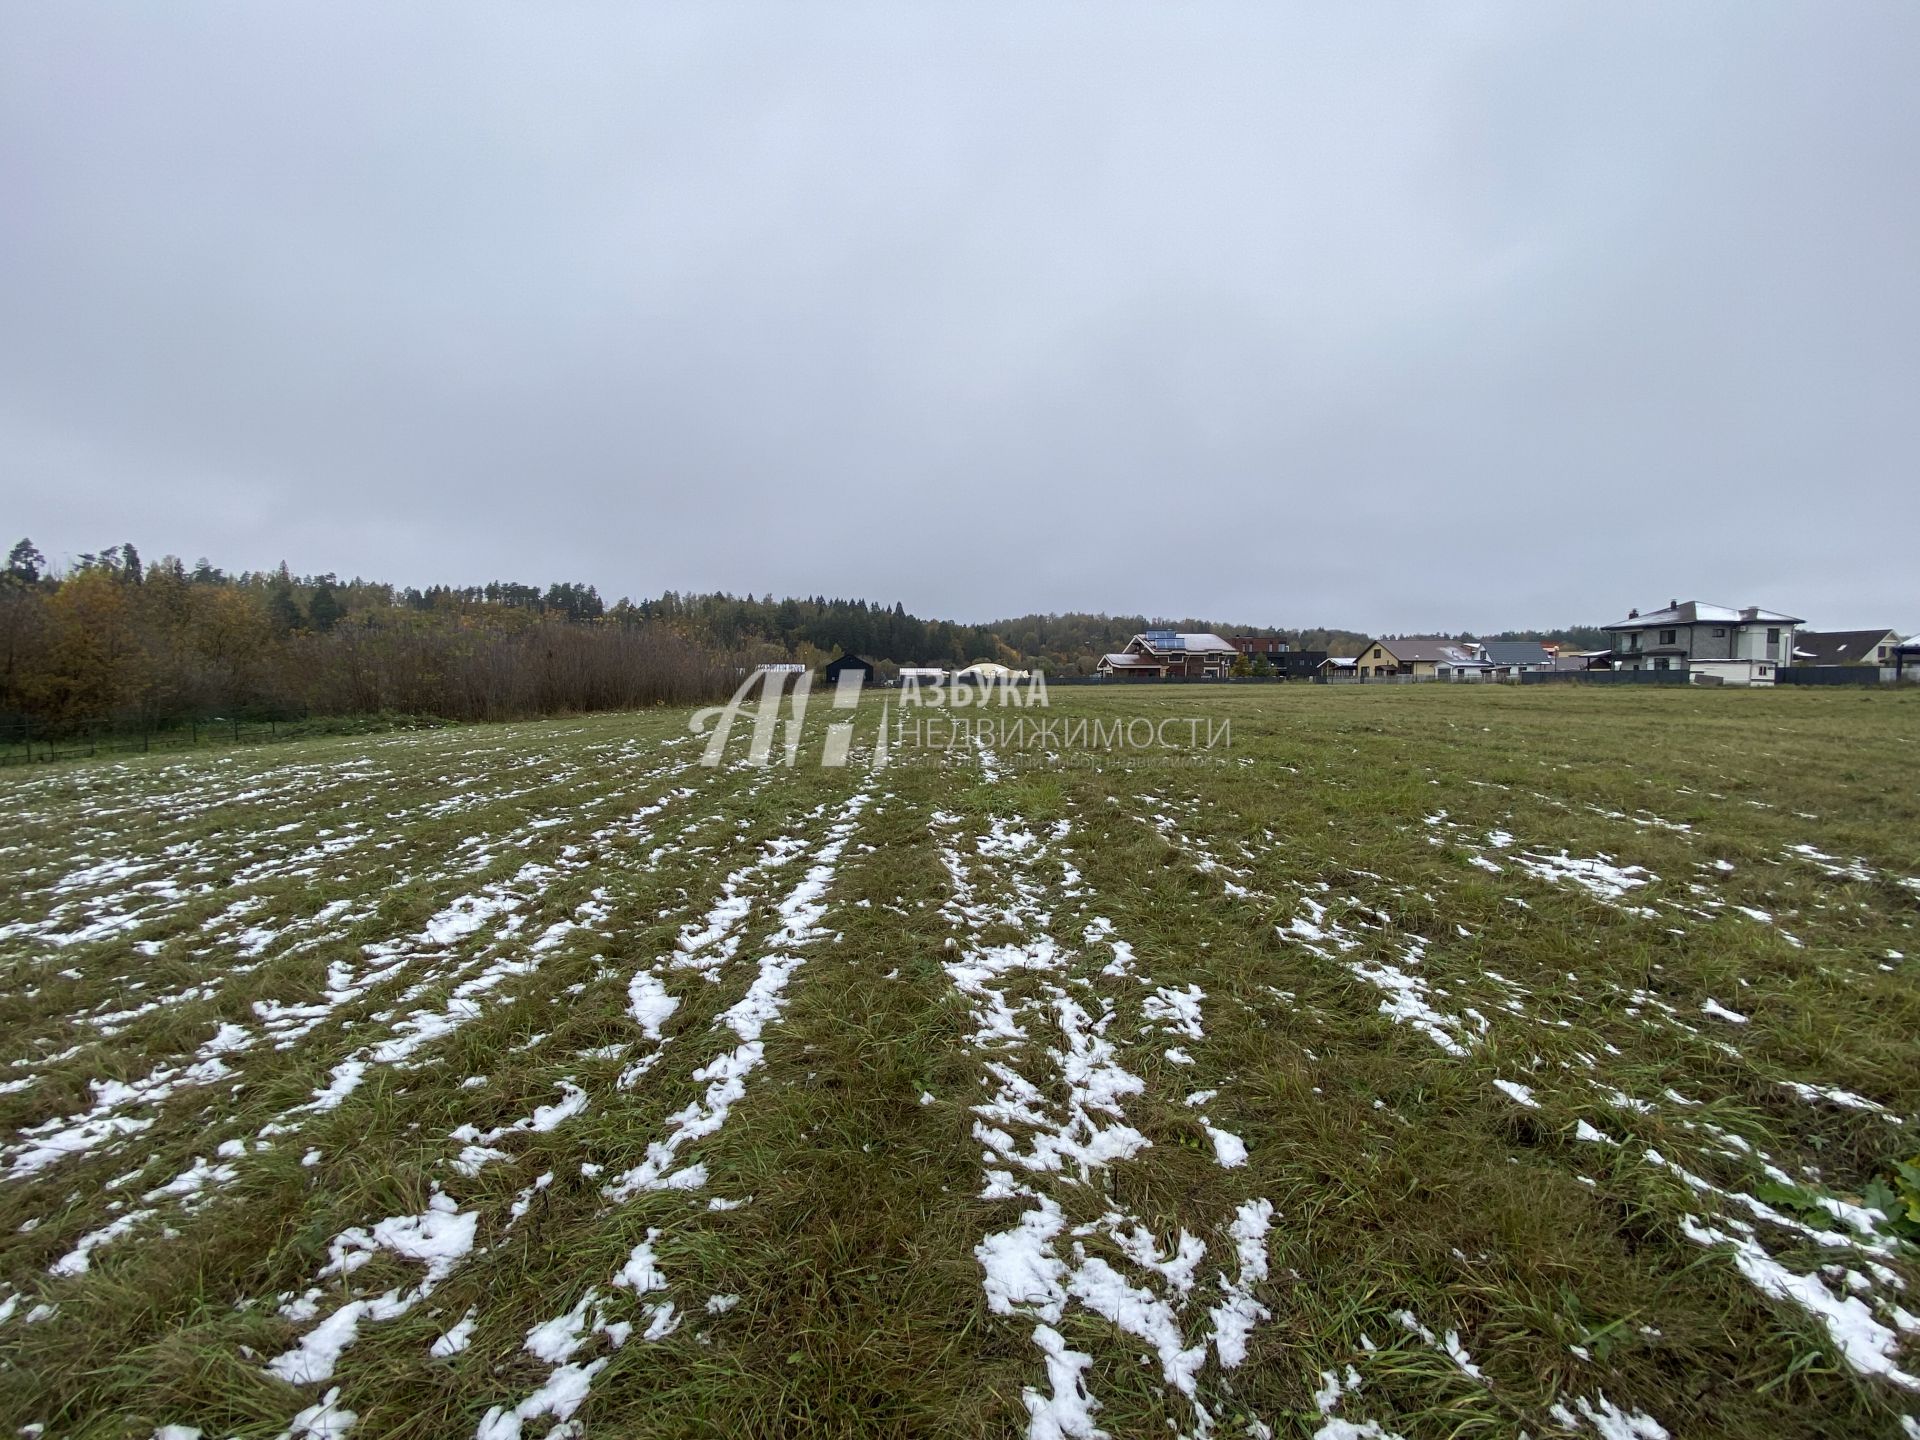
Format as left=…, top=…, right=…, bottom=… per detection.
left=429, top=1307, right=477, bottom=1357
left=449, top=1080, right=589, bottom=1176
left=49, top=1153, right=239, bottom=1274
left=279, top=1387, right=357, bottom=1438
left=1678, top=1217, right=1918, bottom=1389
left=1506, top=849, right=1655, bottom=909
left=626, top=973, right=677, bottom=1040
left=1778, top=1080, right=1904, bottom=1124
left=476, top=1227, right=682, bottom=1434
left=3, top=1049, right=237, bottom=1179
left=1492, top=1079, right=1540, bottom=1110
left=1275, top=896, right=1488, bottom=1057
left=938, top=784, right=1277, bottom=1438
left=266, top=1191, right=478, bottom=1387
left=1547, top=1393, right=1671, bottom=1439
left=602, top=785, right=873, bottom=1201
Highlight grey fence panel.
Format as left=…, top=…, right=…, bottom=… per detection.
left=1518, top=669, right=1689, bottom=685
left=1775, top=667, right=1883, bottom=686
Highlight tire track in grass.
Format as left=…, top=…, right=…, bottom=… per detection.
left=148, top=754, right=777, bottom=1434
left=0, top=738, right=584, bottom=960
left=23, top=759, right=717, bottom=1288
left=938, top=749, right=1278, bottom=1440
left=473, top=775, right=878, bottom=1439
left=0, top=737, right=686, bottom=1074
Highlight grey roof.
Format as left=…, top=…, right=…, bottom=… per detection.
left=1602, top=600, right=1803, bottom=631
left=1480, top=641, right=1552, bottom=667
left=1132, top=631, right=1235, bottom=654
left=1371, top=637, right=1490, bottom=666
left=1794, top=629, right=1899, bottom=665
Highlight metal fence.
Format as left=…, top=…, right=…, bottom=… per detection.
left=1518, top=669, right=1690, bottom=685
left=1041, top=675, right=1295, bottom=686
left=0, top=708, right=322, bottom=767
left=1774, top=666, right=1888, bottom=686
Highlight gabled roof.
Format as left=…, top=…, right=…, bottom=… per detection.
left=1602, top=600, right=1803, bottom=631
left=1480, top=641, right=1552, bottom=667
left=1130, top=631, right=1235, bottom=655
left=1100, top=652, right=1161, bottom=669
left=1365, top=637, right=1491, bottom=667
left=1794, top=629, right=1899, bottom=665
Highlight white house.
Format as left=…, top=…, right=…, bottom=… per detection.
left=1601, top=600, right=1802, bottom=686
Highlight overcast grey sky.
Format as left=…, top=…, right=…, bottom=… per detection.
left=3, top=4, right=1915, bottom=633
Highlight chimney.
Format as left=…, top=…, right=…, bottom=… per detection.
left=1668, top=599, right=1678, bottom=610
left=1628, top=608, right=1638, bottom=619
left=1740, top=606, right=1758, bottom=622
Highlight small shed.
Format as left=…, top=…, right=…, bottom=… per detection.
left=822, top=653, right=875, bottom=686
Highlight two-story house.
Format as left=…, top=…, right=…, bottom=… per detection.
left=1602, top=600, right=1802, bottom=686
left=1097, top=631, right=1237, bottom=679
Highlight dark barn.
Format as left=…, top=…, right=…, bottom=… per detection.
left=822, top=653, right=875, bottom=686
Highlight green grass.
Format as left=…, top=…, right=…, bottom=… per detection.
left=0, top=685, right=1915, bottom=1438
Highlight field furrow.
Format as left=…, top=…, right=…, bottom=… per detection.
left=1, top=689, right=1915, bottom=1438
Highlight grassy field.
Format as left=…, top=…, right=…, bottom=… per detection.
left=1, top=684, right=1916, bottom=1439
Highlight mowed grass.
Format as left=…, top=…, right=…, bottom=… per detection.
left=0, top=684, right=1915, bottom=1439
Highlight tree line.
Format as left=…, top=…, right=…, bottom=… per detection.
left=0, top=541, right=728, bottom=733
left=1, top=537, right=1603, bottom=735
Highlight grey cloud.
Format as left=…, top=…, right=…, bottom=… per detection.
left=2, top=2, right=1915, bottom=632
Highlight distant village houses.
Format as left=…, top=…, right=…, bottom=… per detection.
left=795, top=602, right=1905, bottom=692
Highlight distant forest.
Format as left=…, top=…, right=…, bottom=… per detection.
left=0, top=538, right=1608, bottom=732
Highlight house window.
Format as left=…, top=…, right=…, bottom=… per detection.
left=1659, top=629, right=1677, bottom=645
left=1759, top=665, right=1771, bottom=676
left=1767, top=628, right=1780, bottom=645
left=1653, top=658, right=1671, bottom=670
left=1712, top=627, right=1726, bottom=638
left=1878, top=646, right=1889, bottom=661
